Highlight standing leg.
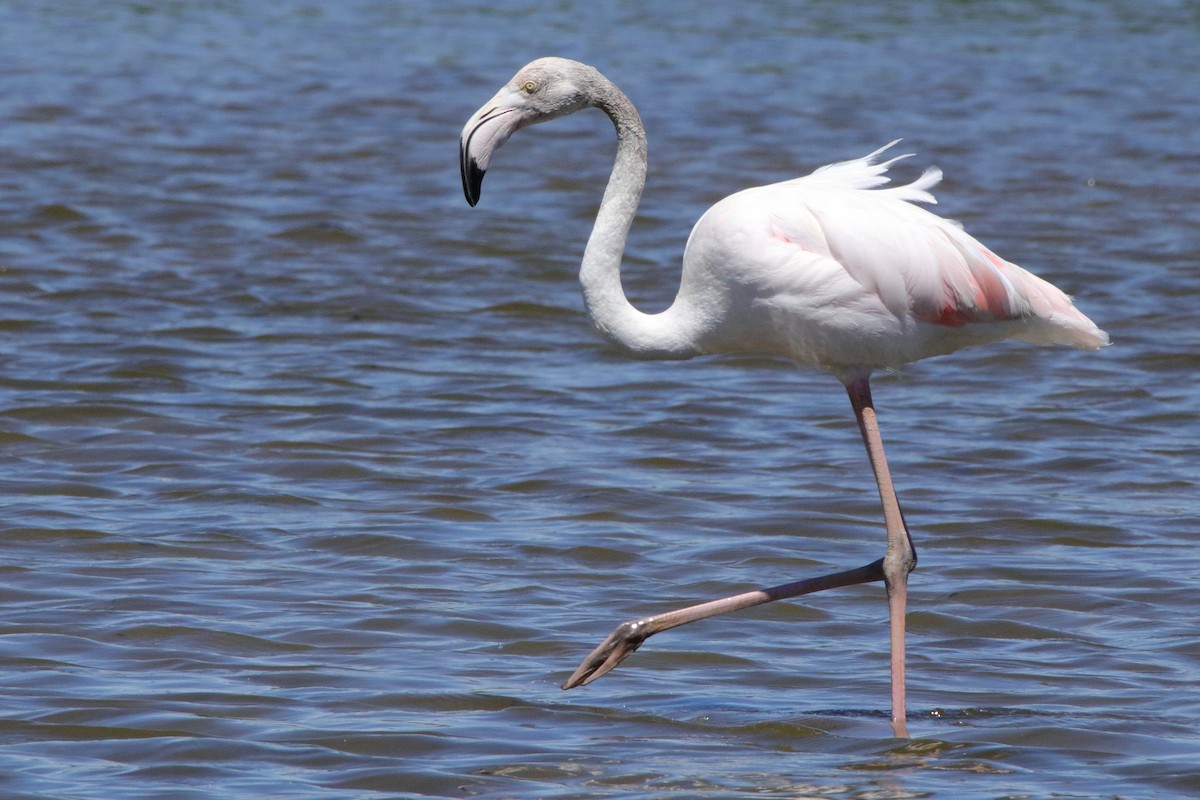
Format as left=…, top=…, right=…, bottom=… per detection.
left=845, top=376, right=917, bottom=738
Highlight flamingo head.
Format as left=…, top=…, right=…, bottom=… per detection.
left=459, top=57, right=598, bottom=206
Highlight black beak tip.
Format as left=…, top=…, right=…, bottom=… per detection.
left=462, top=155, right=485, bottom=207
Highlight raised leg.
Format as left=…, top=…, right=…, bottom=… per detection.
left=845, top=376, right=917, bottom=738
left=561, top=559, right=885, bottom=690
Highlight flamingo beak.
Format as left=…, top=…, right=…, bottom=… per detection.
left=460, top=98, right=523, bottom=207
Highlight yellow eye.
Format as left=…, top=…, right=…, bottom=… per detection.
left=521, top=80, right=538, bottom=93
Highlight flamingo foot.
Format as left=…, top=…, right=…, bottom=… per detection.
left=561, top=618, right=651, bottom=689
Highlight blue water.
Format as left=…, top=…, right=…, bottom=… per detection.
left=0, top=2, right=1197, bottom=798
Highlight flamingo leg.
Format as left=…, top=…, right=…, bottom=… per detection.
left=562, top=378, right=918, bottom=739
left=561, top=560, right=885, bottom=690
left=845, top=376, right=917, bottom=738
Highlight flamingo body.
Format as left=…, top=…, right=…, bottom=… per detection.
left=662, top=148, right=1107, bottom=377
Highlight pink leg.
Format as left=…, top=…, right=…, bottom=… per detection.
left=845, top=377, right=917, bottom=738
left=561, top=377, right=917, bottom=738
left=561, top=559, right=885, bottom=690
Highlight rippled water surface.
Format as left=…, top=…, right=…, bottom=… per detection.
left=1, top=2, right=1198, bottom=798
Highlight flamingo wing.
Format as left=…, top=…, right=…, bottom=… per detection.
left=680, top=144, right=1108, bottom=368
left=764, top=146, right=1109, bottom=351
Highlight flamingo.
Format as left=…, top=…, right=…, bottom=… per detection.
left=458, top=57, right=1108, bottom=737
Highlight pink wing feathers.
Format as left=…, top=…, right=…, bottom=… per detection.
left=770, top=144, right=1109, bottom=351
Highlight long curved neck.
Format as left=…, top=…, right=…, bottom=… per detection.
left=579, top=79, right=701, bottom=359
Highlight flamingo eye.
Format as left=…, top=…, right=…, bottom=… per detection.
left=521, top=80, right=538, bottom=94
